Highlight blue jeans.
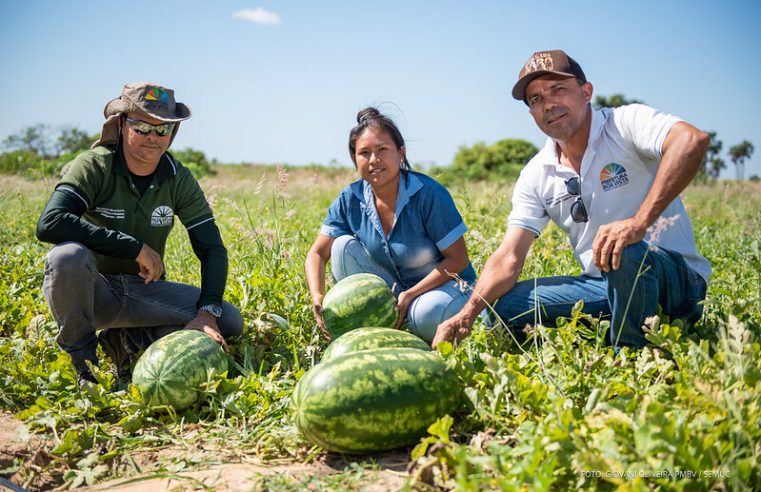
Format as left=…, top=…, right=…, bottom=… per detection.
left=43, top=242, right=244, bottom=372
left=331, top=235, right=470, bottom=344
left=492, top=241, right=707, bottom=348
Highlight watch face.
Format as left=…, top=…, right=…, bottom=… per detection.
left=202, top=305, right=222, bottom=317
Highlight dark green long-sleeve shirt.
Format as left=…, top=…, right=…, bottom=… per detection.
left=36, top=146, right=228, bottom=309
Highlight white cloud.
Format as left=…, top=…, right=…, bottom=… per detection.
left=233, top=8, right=282, bottom=26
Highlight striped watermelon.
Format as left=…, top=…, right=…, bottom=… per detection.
left=132, top=330, right=228, bottom=411
left=293, top=348, right=462, bottom=454
left=322, top=327, right=430, bottom=362
left=322, top=273, right=398, bottom=339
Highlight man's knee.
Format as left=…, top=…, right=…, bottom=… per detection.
left=46, top=242, right=92, bottom=273
left=219, top=302, right=244, bottom=339
left=613, top=241, right=651, bottom=274
left=491, top=286, right=536, bottom=328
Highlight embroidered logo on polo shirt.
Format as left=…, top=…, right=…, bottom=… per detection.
left=600, top=163, right=630, bottom=192
left=150, top=205, right=174, bottom=227
left=95, top=207, right=125, bottom=219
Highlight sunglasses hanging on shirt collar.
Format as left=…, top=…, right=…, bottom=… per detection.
left=565, top=176, right=589, bottom=223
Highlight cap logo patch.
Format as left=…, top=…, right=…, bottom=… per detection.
left=525, top=52, right=554, bottom=74
left=151, top=205, right=174, bottom=227
left=145, top=87, right=169, bottom=109
left=600, top=163, right=630, bottom=191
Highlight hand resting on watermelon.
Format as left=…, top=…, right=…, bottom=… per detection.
left=135, top=243, right=164, bottom=284
left=185, top=311, right=229, bottom=352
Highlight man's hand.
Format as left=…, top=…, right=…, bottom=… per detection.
left=136, top=243, right=164, bottom=284
left=394, top=290, right=416, bottom=329
left=432, top=311, right=476, bottom=349
left=592, top=217, right=647, bottom=272
left=185, top=311, right=228, bottom=352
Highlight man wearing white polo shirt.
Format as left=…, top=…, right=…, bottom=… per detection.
left=433, top=49, right=711, bottom=349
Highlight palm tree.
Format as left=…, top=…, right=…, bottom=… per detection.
left=729, top=140, right=755, bottom=181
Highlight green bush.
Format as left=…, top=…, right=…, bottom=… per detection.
left=433, top=138, right=538, bottom=184
left=171, top=147, right=215, bottom=179
left=0, top=149, right=42, bottom=175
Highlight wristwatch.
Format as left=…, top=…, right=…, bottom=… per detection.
left=199, top=304, right=223, bottom=318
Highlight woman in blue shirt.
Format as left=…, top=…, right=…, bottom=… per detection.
left=305, top=107, right=476, bottom=344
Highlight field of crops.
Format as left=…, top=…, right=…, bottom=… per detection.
left=1, top=166, right=759, bottom=491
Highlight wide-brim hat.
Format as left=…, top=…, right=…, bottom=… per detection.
left=511, top=50, right=586, bottom=102
left=92, top=82, right=192, bottom=148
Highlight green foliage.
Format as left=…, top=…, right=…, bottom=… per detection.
left=434, top=138, right=538, bottom=183
left=696, top=131, right=725, bottom=183
left=1, top=124, right=98, bottom=178
left=171, top=147, right=214, bottom=179
left=593, top=93, right=643, bottom=109
left=729, top=140, right=755, bottom=181
left=57, top=127, right=96, bottom=155
left=2, top=123, right=56, bottom=158
left=1, top=169, right=760, bottom=490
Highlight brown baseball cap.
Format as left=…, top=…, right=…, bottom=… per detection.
left=511, top=50, right=586, bottom=101
left=93, top=83, right=192, bottom=148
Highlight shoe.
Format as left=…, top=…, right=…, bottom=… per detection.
left=77, top=369, right=97, bottom=388
left=98, top=329, right=132, bottom=381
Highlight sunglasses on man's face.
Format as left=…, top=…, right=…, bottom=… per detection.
left=125, top=117, right=175, bottom=137
left=565, top=176, right=589, bottom=223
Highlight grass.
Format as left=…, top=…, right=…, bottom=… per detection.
left=0, top=166, right=760, bottom=490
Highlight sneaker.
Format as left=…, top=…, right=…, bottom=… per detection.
left=98, top=328, right=132, bottom=381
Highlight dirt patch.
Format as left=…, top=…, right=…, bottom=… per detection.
left=79, top=459, right=409, bottom=491
left=74, top=448, right=411, bottom=492
left=0, top=411, right=60, bottom=491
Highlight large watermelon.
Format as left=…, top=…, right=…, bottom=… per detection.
left=322, top=327, right=430, bottom=362
left=292, top=347, right=462, bottom=454
left=132, top=330, right=228, bottom=410
left=322, top=273, right=398, bottom=339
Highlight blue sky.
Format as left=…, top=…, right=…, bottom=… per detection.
left=1, top=0, right=759, bottom=178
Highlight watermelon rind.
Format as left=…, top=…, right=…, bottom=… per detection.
left=132, top=330, right=228, bottom=411
left=322, top=273, right=398, bottom=339
left=322, top=327, right=430, bottom=362
left=292, top=347, right=462, bottom=454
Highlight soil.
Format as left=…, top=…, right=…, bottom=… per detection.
left=0, top=412, right=411, bottom=491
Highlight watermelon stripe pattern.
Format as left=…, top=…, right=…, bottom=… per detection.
left=132, top=330, right=228, bottom=411
left=321, top=273, right=398, bottom=339
left=322, top=327, right=430, bottom=362
left=293, top=348, right=462, bottom=454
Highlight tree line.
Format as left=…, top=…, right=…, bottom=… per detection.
left=1, top=97, right=756, bottom=182
left=0, top=124, right=213, bottom=179
left=594, top=95, right=756, bottom=182
left=433, top=94, right=755, bottom=184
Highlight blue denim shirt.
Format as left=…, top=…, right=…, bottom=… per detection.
left=320, top=171, right=476, bottom=291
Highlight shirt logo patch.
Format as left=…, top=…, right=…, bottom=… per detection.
left=150, top=205, right=174, bottom=227
left=600, top=163, right=630, bottom=192
left=95, top=207, right=125, bottom=219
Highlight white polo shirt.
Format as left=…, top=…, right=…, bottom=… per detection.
left=508, top=104, right=711, bottom=281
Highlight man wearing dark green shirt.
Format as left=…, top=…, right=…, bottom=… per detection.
left=36, top=83, right=243, bottom=386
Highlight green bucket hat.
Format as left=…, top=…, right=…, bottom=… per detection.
left=93, top=82, right=192, bottom=148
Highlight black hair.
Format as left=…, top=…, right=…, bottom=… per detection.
left=348, top=107, right=411, bottom=171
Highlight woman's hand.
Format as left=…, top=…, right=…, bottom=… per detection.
left=394, top=290, right=417, bottom=329
left=312, top=295, right=331, bottom=340
left=305, top=234, right=335, bottom=340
